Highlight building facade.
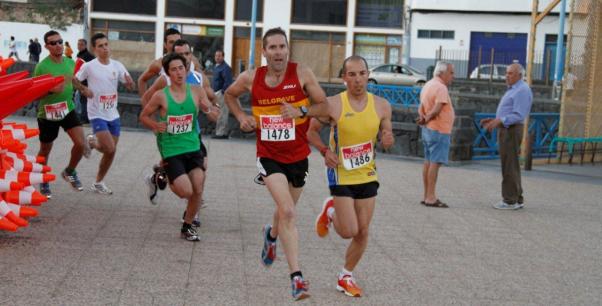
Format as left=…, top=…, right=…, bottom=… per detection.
left=87, top=0, right=405, bottom=81
left=407, top=0, right=569, bottom=80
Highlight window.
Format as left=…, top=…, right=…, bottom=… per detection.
left=418, top=30, right=454, bottom=40
left=92, top=0, right=156, bottom=15
left=232, top=27, right=263, bottom=75
left=354, top=34, right=402, bottom=67
left=172, top=24, right=224, bottom=71
left=356, top=0, right=403, bottom=28
left=235, top=0, right=264, bottom=21
left=290, top=30, right=346, bottom=81
left=373, top=65, right=392, bottom=72
left=497, top=65, right=507, bottom=75
left=292, top=0, right=347, bottom=25
left=479, top=65, right=491, bottom=74
left=91, top=19, right=155, bottom=71
left=166, top=0, right=225, bottom=19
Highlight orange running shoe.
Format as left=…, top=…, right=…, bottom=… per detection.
left=315, top=197, right=334, bottom=237
left=337, top=275, right=362, bottom=297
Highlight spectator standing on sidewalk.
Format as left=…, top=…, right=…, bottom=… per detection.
left=417, top=61, right=455, bottom=208
left=211, top=49, right=233, bottom=139
left=481, top=63, right=532, bottom=210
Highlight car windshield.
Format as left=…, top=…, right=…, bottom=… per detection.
left=373, top=65, right=392, bottom=72
left=497, top=66, right=507, bottom=75
left=479, top=66, right=491, bottom=74
left=404, top=66, right=423, bottom=75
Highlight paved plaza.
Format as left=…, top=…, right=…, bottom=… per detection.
left=0, top=116, right=600, bottom=306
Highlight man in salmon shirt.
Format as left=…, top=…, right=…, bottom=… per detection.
left=417, top=61, right=455, bottom=208
left=225, top=27, right=329, bottom=301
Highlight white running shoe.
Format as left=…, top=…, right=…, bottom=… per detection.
left=91, top=181, right=113, bottom=195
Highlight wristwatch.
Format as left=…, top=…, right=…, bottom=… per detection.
left=299, top=106, right=308, bottom=118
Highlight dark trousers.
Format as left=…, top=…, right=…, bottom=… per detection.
left=498, top=124, right=524, bottom=204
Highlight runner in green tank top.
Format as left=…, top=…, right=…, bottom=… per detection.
left=139, top=53, right=216, bottom=242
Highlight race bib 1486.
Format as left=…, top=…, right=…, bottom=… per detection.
left=44, top=101, right=68, bottom=121
left=167, top=114, right=193, bottom=134
left=341, top=141, right=373, bottom=170
left=260, top=115, right=295, bottom=141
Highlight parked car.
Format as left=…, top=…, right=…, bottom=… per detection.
left=368, top=64, right=427, bottom=86
left=470, top=64, right=508, bottom=80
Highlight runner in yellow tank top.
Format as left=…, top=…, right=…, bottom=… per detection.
left=307, top=55, right=394, bottom=298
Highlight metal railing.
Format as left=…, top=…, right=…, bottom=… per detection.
left=472, top=112, right=559, bottom=160
left=367, top=84, right=421, bottom=108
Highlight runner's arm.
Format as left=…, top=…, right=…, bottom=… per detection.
left=137, top=60, right=161, bottom=97
left=224, top=70, right=256, bottom=132
left=141, top=76, right=167, bottom=108
left=72, top=78, right=93, bottom=98
left=201, top=72, right=217, bottom=105
left=139, top=91, right=167, bottom=133
left=307, top=118, right=338, bottom=168
left=281, top=65, right=329, bottom=119
left=378, top=99, right=394, bottom=150
left=192, top=85, right=220, bottom=123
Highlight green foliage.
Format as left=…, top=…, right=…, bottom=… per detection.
left=29, top=0, right=83, bottom=30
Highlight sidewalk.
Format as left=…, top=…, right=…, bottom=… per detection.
left=0, top=116, right=600, bottom=305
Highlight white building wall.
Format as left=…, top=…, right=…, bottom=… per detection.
left=410, top=0, right=568, bottom=13
left=409, top=12, right=567, bottom=74
left=0, top=22, right=84, bottom=61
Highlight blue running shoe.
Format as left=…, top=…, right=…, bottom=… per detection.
left=291, top=275, right=310, bottom=300
left=261, top=224, right=276, bottom=266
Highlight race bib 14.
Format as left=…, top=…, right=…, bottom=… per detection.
left=44, top=101, right=69, bottom=121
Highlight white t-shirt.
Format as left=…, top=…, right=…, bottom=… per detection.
left=9, top=41, right=16, bottom=52
left=76, top=58, right=129, bottom=121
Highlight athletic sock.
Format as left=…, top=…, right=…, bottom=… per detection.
left=267, top=227, right=277, bottom=242
left=290, top=271, right=303, bottom=280
left=339, top=267, right=352, bottom=280
left=327, top=207, right=335, bottom=220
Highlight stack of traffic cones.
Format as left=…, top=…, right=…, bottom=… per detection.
left=0, top=68, right=64, bottom=232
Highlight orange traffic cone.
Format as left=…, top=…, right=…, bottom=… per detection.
left=3, top=152, right=45, bottom=164
left=0, top=75, right=64, bottom=120
left=0, top=170, right=56, bottom=185
left=0, top=199, right=28, bottom=227
left=3, top=190, right=47, bottom=206
left=0, top=215, right=18, bottom=231
left=0, top=179, right=23, bottom=192
left=0, top=70, right=29, bottom=84
left=0, top=78, right=34, bottom=98
left=0, top=129, right=39, bottom=140
left=6, top=202, right=38, bottom=218
left=3, top=158, right=51, bottom=173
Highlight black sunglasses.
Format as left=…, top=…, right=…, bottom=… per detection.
left=47, top=39, right=64, bottom=46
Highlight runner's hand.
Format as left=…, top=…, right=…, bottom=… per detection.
left=280, top=103, right=301, bottom=119
left=82, top=87, right=94, bottom=99
left=154, top=121, right=167, bottom=133
left=324, top=150, right=338, bottom=168
left=381, top=130, right=394, bottom=149
left=240, top=115, right=256, bottom=132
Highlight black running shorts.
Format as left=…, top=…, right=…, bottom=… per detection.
left=330, top=181, right=379, bottom=199
left=163, top=151, right=205, bottom=183
left=256, top=157, right=308, bottom=188
left=37, top=110, right=82, bottom=143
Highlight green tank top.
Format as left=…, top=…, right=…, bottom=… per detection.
left=157, top=84, right=199, bottom=158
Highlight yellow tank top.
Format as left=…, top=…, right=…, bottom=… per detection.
left=327, top=91, right=380, bottom=186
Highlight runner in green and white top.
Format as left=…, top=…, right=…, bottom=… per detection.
left=139, top=53, right=216, bottom=242
left=33, top=30, right=90, bottom=198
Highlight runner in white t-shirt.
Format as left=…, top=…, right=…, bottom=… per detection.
left=74, top=33, right=134, bottom=194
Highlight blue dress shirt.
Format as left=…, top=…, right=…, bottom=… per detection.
left=495, top=80, right=533, bottom=128
left=212, top=62, right=233, bottom=93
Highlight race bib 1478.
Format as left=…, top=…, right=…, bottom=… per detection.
left=44, top=101, right=68, bottom=121
left=260, top=115, right=295, bottom=141
left=341, top=141, right=373, bottom=170
left=167, top=114, right=193, bottom=135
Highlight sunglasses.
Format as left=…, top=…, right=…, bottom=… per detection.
left=47, top=39, right=64, bottom=46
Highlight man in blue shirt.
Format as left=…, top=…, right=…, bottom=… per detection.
left=481, top=63, right=533, bottom=210
left=211, top=49, right=233, bottom=139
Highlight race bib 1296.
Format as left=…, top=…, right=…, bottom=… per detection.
left=44, top=101, right=68, bottom=121
left=167, top=114, right=193, bottom=134
left=260, top=115, right=295, bottom=141
left=99, top=93, right=117, bottom=111
left=341, top=141, right=373, bottom=170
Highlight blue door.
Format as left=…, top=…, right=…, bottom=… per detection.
left=469, top=32, right=528, bottom=75
left=543, top=34, right=567, bottom=81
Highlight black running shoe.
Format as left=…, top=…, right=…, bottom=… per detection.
left=182, top=211, right=201, bottom=227
left=153, top=165, right=168, bottom=190
left=181, top=226, right=200, bottom=241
